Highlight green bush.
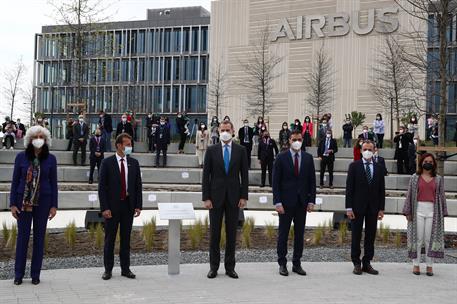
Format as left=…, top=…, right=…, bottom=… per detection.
left=95, top=223, right=104, bottom=249
left=188, top=218, right=204, bottom=249
left=338, top=221, right=347, bottom=245
left=1, top=222, right=9, bottom=246
left=220, top=221, right=226, bottom=249
left=142, top=217, right=157, bottom=251
left=394, top=231, right=402, bottom=248
left=242, top=217, right=255, bottom=248
left=313, top=225, right=324, bottom=246
left=265, top=221, right=276, bottom=241
left=6, top=224, right=17, bottom=250
left=64, top=221, right=77, bottom=249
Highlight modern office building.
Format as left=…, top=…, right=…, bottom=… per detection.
left=210, top=0, right=430, bottom=140
left=33, top=6, right=210, bottom=139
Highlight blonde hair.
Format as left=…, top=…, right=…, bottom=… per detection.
left=23, top=125, right=52, bottom=148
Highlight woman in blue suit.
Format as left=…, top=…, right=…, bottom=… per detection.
left=10, top=125, right=58, bottom=285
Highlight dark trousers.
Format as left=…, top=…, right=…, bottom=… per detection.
left=89, top=156, right=103, bottom=181
left=260, top=159, right=273, bottom=186
left=350, top=212, right=378, bottom=266
left=66, top=137, right=73, bottom=151
left=73, top=140, right=87, bottom=165
left=277, top=204, right=307, bottom=266
left=241, top=143, right=252, bottom=168
left=343, top=138, right=352, bottom=148
left=303, top=132, right=311, bottom=147
left=15, top=202, right=50, bottom=280
left=320, top=157, right=334, bottom=186
left=104, top=201, right=134, bottom=272
left=209, top=200, right=239, bottom=271
left=148, top=134, right=156, bottom=152
left=396, top=151, right=409, bottom=174
left=376, top=134, right=384, bottom=148
left=3, top=135, right=14, bottom=148
left=156, top=146, right=167, bottom=167
left=179, top=132, right=186, bottom=150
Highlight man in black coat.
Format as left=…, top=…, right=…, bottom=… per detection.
left=176, top=112, right=188, bottom=154
left=317, top=129, right=338, bottom=189
left=257, top=131, right=279, bottom=187
left=155, top=117, right=171, bottom=167
left=98, top=133, right=142, bottom=280
left=346, top=140, right=385, bottom=275
left=393, top=126, right=413, bottom=174
left=72, top=115, right=89, bottom=166
left=373, top=146, right=388, bottom=176
left=342, top=119, right=353, bottom=148
left=146, top=112, right=158, bottom=153
left=272, top=130, right=316, bottom=276
left=238, top=119, right=254, bottom=168
left=99, top=110, right=113, bottom=152
left=358, top=125, right=374, bottom=141
left=89, top=128, right=106, bottom=184
left=116, top=114, right=134, bottom=139
left=202, top=120, right=249, bottom=279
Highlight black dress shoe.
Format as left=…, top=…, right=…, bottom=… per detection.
left=362, top=264, right=379, bottom=275
left=353, top=265, right=363, bottom=275
left=13, top=278, right=22, bottom=285
left=279, top=265, right=289, bottom=276
left=102, top=271, right=112, bottom=280
left=31, top=278, right=40, bottom=285
left=292, top=265, right=307, bottom=276
left=225, top=270, right=239, bottom=279
left=88, top=179, right=93, bottom=184
left=121, top=270, right=136, bottom=279
left=207, top=269, right=217, bottom=279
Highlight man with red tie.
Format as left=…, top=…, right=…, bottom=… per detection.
left=272, top=130, right=316, bottom=276
left=98, top=133, right=142, bottom=280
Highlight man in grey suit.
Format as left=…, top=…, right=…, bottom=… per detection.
left=202, top=120, right=249, bottom=279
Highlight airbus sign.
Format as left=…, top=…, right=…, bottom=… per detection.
left=271, top=7, right=399, bottom=41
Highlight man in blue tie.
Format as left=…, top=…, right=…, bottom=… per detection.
left=318, top=130, right=338, bottom=189
left=202, top=120, right=249, bottom=279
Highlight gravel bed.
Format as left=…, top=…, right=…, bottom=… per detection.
left=1, top=247, right=456, bottom=280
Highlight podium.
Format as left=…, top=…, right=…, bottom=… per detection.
left=158, top=203, right=196, bottom=275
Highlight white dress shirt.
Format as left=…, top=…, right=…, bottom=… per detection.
left=116, top=153, right=128, bottom=192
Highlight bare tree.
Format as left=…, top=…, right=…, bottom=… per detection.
left=3, top=57, right=26, bottom=119
left=21, top=80, right=36, bottom=125
left=306, top=43, right=335, bottom=120
left=395, top=0, right=457, bottom=146
left=48, top=0, right=113, bottom=114
left=239, top=24, right=282, bottom=118
left=207, top=61, right=226, bottom=118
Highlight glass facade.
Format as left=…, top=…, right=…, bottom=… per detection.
left=427, top=14, right=457, bottom=140
left=34, top=9, right=209, bottom=139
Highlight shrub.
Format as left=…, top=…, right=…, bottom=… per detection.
left=142, top=217, right=157, bottom=251
left=88, top=224, right=96, bottom=241
left=188, top=218, right=204, bottom=249
left=220, top=221, right=226, bottom=249
left=1, top=222, right=9, bottom=247
left=242, top=217, right=255, bottom=248
left=289, top=224, right=295, bottom=240
left=265, top=221, right=276, bottom=241
left=394, top=230, right=402, bottom=248
left=95, top=223, right=104, bottom=249
left=338, top=221, right=347, bottom=245
left=313, top=225, right=324, bottom=246
left=6, top=223, right=17, bottom=249
left=64, top=221, right=77, bottom=249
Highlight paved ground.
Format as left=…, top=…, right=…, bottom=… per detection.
left=0, top=262, right=456, bottom=304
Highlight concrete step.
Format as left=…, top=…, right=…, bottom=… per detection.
left=1, top=150, right=456, bottom=174
left=1, top=191, right=456, bottom=216
left=1, top=165, right=456, bottom=191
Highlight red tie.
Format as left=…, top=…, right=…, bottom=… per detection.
left=294, top=153, right=299, bottom=177
left=120, top=158, right=126, bottom=200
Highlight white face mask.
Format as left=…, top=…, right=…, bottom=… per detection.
left=79, top=118, right=84, bottom=123
left=124, top=146, right=133, bottom=155
left=291, top=140, right=302, bottom=151
left=362, top=150, right=373, bottom=160
left=32, top=138, right=45, bottom=149
left=326, top=134, right=331, bottom=138
left=220, top=131, right=232, bottom=142
left=244, top=123, right=249, bottom=127
left=122, top=118, right=127, bottom=122
left=363, top=130, right=368, bottom=133
left=413, top=139, right=418, bottom=145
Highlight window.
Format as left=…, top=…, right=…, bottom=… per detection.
left=173, top=28, right=181, bottom=53
left=148, top=30, right=155, bottom=54
left=115, top=31, right=122, bottom=56
left=173, top=57, right=180, bottom=80
left=200, top=57, right=208, bottom=81
left=113, top=59, right=120, bottom=82
left=154, top=86, right=162, bottom=112
left=131, top=30, right=137, bottom=55
left=164, top=57, right=172, bottom=81
left=121, top=59, right=129, bottom=82
left=183, top=28, right=190, bottom=52
left=138, top=58, right=145, bottom=82
left=164, top=86, right=171, bottom=112
left=130, top=59, right=138, bottom=82
left=192, top=27, right=199, bottom=52
left=138, top=30, right=146, bottom=54
left=164, top=29, right=171, bottom=53
left=172, top=86, right=180, bottom=112
left=201, top=27, right=208, bottom=52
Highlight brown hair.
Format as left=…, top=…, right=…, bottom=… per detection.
left=416, top=153, right=437, bottom=177
left=219, top=120, right=234, bottom=130
left=361, top=140, right=375, bottom=149
left=115, top=133, right=132, bottom=148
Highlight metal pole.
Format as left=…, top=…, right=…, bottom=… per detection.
left=168, top=219, right=181, bottom=275
left=390, top=97, right=394, bottom=141
left=50, top=87, right=54, bottom=136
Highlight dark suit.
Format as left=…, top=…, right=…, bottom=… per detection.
left=358, top=132, right=374, bottom=141
left=202, top=142, right=249, bottom=271
left=272, top=150, right=316, bottom=267
left=116, top=122, right=134, bottom=138
left=317, top=137, right=338, bottom=187
left=257, top=137, right=278, bottom=186
left=238, top=126, right=254, bottom=168
left=10, top=152, right=58, bottom=280
left=155, top=124, right=171, bottom=167
left=89, top=135, right=106, bottom=182
left=345, top=159, right=385, bottom=267
left=99, top=114, right=113, bottom=152
left=373, top=155, right=388, bottom=176
left=98, top=155, right=143, bottom=273
left=73, top=122, right=89, bottom=165
left=394, top=132, right=413, bottom=174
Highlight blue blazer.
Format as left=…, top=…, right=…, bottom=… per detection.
left=272, top=150, right=316, bottom=206
left=10, top=152, right=58, bottom=209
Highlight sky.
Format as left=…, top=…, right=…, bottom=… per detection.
left=0, top=0, right=212, bottom=123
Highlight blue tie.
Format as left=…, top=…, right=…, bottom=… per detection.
left=224, top=144, right=230, bottom=174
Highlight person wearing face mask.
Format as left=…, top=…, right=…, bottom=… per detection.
left=238, top=119, right=254, bottom=169
left=66, top=117, right=74, bottom=151
left=98, top=133, right=142, bottom=281
left=346, top=140, right=385, bottom=276
left=358, top=125, right=374, bottom=141
left=35, top=117, right=45, bottom=127
left=394, top=126, right=414, bottom=174
left=254, top=116, right=266, bottom=146
left=88, top=128, right=106, bottom=184
left=408, top=137, right=421, bottom=174
left=72, top=115, right=89, bottom=166
left=318, top=119, right=329, bottom=145
left=176, top=112, right=189, bottom=154
left=279, top=122, right=291, bottom=151
left=408, top=114, right=419, bottom=137
left=202, top=120, right=249, bottom=279
left=291, top=119, right=303, bottom=134
left=353, top=139, right=363, bottom=161
left=116, top=114, right=134, bottom=139
left=301, top=116, right=313, bottom=147
left=342, top=118, right=354, bottom=148
left=210, top=116, right=220, bottom=145
left=15, top=118, right=26, bottom=139
left=372, top=146, right=388, bottom=176
left=257, top=131, right=278, bottom=187
left=10, top=126, right=57, bottom=285
left=196, top=122, right=210, bottom=168
left=146, top=112, right=158, bottom=153
left=98, top=110, right=113, bottom=152
left=272, top=130, right=316, bottom=276
left=318, top=130, right=338, bottom=189
left=403, top=153, right=447, bottom=276
left=155, top=117, right=171, bottom=167
left=373, top=113, right=385, bottom=148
